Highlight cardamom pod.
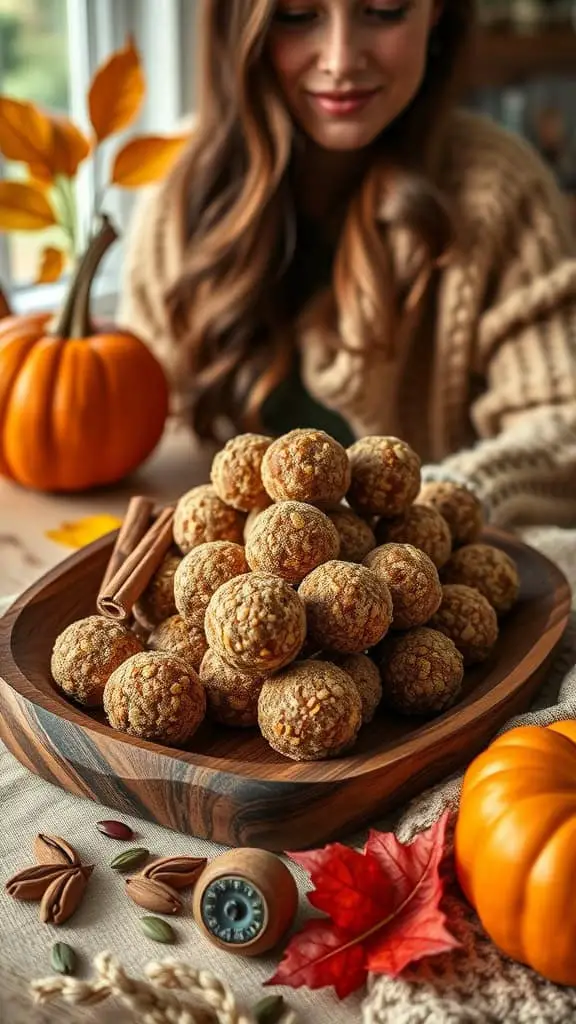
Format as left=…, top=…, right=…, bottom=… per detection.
left=50, top=942, right=77, bottom=976
left=39, top=866, right=93, bottom=925
left=6, top=864, right=72, bottom=901
left=110, top=848, right=149, bottom=872
left=139, top=916, right=175, bottom=943
left=252, top=995, right=287, bottom=1024
left=125, top=876, right=182, bottom=915
left=34, top=834, right=80, bottom=867
left=142, top=856, right=207, bottom=889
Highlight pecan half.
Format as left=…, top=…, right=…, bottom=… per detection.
left=34, top=834, right=80, bottom=868
left=6, top=864, right=71, bottom=901
left=141, top=856, right=207, bottom=890
left=39, top=866, right=93, bottom=925
left=125, top=876, right=182, bottom=915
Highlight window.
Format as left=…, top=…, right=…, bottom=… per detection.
left=0, top=0, right=195, bottom=314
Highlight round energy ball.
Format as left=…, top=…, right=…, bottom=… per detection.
left=330, top=653, right=382, bottom=724
left=103, top=650, right=206, bottom=746
left=174, top=541, right=248, bottom=629
left=364, top=543, right=442, bottom=630
left=347, top=436, right=421, bottom=517
left=133, top=552, right=181, bottom=632
left=174, top=484, right=245, bottom=554
left=261, top=428, right=351, bottom=505
left=51, top=616, right=143, bottom=707
left=205, top=572, right=307, bottom=674
left=299, top=560, right=393, bottom=653
left=148, top=614, right=208, bottom=671
left=246, top=502, right=340, bottom=585
left=210, top=433, right=273, bottom=512
left=325, top=505, right=376, bottom=563
left=376, top=504, right=452, bottom=569
left=416, top=481, right=483, bottom=547
left=429, top=584, right=499, bottom=665
left=441, top=543, right=520, bottom=615
left=258, top=660, right=362, bottom=761
left=379, top=627, right=464, bottom=715
left=199, top=649, right=269, bottom=727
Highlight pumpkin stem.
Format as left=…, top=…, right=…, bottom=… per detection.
left=52, top=214, right=119, bottom=339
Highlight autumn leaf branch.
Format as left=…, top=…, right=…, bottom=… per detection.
left=0, top=35, right=189, bottom=285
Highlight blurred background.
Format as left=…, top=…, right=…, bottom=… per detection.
left=1, top=0, right=575, bottom=312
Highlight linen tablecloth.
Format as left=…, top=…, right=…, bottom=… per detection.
left=2, top=525, right=576, bottom=1023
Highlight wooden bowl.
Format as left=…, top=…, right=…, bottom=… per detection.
left=0, top=529, right=570, bottom=851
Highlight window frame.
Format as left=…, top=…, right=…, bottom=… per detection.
left=5, top=0, right=193, bottom=316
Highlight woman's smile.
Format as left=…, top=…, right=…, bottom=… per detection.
left=305, top=86, right=383, bottom=116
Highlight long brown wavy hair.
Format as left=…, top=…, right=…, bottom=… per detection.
left=166, top=0, right=476, bottom=439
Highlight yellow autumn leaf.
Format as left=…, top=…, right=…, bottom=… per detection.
left=111, top=134, right=190, bottom=187
left=88, top=35, right=145, bottom=143
left=0, top=181, right=57, bottom=231
left=0, top=96, right=54, bottom=178
left=45, top=514, right=122, bottom=549
left=36, top=246, right=66, bottom=284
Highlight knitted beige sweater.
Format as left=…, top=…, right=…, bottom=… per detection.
left=118, top=111, right=576, bottom=529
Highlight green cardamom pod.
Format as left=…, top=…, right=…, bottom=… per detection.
left=110, top=848, right=149, bottom=871
left=139, top=916, right=175, bottom=943
left=50, top=941, right=77, bottom=976
left=252, top=994, right=286, bottom=1024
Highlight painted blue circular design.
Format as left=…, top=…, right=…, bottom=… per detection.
left=200, top=875, right=266, bottom=944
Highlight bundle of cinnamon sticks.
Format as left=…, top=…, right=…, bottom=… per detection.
left=96, top=496, right=176, bottom=621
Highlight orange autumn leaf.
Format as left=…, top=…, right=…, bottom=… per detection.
left=0, top=96, right=54, bottom=178
left=88, top=36, right=145, bottom=143
left=111, top=134, right=189, bottom=188
left=36, top=246, right=66, bottom=284
left=0, top=181, right=57, bottom=231
left=51, top=116, right=91, bottom=177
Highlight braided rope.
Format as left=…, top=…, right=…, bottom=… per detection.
left=31, top=951, right=295, bottom=1024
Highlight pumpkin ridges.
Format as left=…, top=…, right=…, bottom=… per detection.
left=0, top=334, right=41, bottom=479
left=51, top=339, right=107, bottom=490
left=4, top=336, right=66, bottom=490
left=523, top=813, right=576, bottom=984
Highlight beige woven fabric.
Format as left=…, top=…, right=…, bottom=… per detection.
left=2, top=524, right=576, bottom=1024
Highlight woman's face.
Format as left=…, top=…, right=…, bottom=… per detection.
left=267, top=0, right=438, bottom=151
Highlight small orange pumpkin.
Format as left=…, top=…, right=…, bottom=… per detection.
left=0, top=216, right=168, bottom=492
left=455, top=720, right=576, bottom=985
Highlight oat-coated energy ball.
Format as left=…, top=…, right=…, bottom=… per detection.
left=174, top=484, right=245, bottom=554
left=261, top=428, right=351, bottom=505
left=347, top=436, right=421, bottom=517
left=325, top=505, right=376, bottom=563
left=429, top=584, right=499, bottom=665
left=243, top=505, right=269, bottom=543
left=174, top=541, right=248, bottom=629
left=148, top=614, right=208, bottom=671
left=51, top=616, right=143, bottom=707
left=416, top=481, right=483, bottom=547
left=379, top=627, right=464, bottom=715
left=133, top=552, right=181, bottom=632
left=103, top=650, right=206, bottom=745
left=299, top=560, right=393, bottom=653
left=205, top=572, right=307, bottom=674
left=210, top=433, right=273, bottom=512
left=441, top=543, right=520, bottom=615
left=258, top=660, right=362, bottom=761
left=246, top=502, right=340, bottom=585
left=199, top=649, right=269, bottom=727
left=376, top=504, right=452, bottom=569
left=330, top=652, right=382, bottom=724
left=364, top=543, right=442, bottom=630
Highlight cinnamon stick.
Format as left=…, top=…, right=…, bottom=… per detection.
left=97, top=506, right=175, bottom=621
left=98, top=495, right=155, bottom=598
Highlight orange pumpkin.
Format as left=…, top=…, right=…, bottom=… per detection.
left=0, top=218, right=168, bottom=492
left=455, top=720, right=576, bottom=985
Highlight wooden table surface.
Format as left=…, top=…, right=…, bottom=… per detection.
left=0, top=426, right=214, bottom=601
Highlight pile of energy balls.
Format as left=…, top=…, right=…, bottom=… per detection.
left=50, top=430, right=520, bottom=762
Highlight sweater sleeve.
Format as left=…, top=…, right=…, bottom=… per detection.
left=430, top=171, right=576, bottom=528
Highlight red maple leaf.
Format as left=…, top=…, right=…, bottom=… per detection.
left=266, top=811, right=458, bottom=999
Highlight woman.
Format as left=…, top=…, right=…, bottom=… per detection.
left=119, top=0, right=576, bottom=528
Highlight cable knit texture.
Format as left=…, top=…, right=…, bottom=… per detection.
left=118, top=111, right=576, bottom=529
